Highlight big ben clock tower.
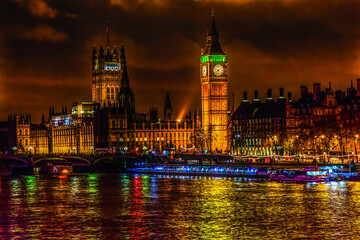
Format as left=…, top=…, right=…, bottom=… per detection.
left=200, top=10, right=228, bottom=152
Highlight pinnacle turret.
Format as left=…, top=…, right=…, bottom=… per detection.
left=99, top=45, right=104, bottom=58
left=164, top=91, right=173, bottom=121
left=92, top=46, right=97, bottom=59
left=106, top=47, right=112, bottom=61
left=113, top=46, right=118, bottom=61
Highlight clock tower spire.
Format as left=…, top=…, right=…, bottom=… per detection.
left=200, top=10, right=228, bottom=153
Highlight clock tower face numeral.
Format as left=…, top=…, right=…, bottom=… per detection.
left=213, top=64, right=224, bottom=77
left=202, top=65, right=207, bottom=77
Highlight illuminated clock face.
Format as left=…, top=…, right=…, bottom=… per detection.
left=202, top=65, right=207, bottom=77
left=213, top=64, right=224, bottom=76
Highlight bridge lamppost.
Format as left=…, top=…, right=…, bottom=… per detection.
left=72, top=147, right=76, bottom=154
left=13, top=146, right=17, bottom=155
left=124, top=146, right=128, bottom=153
left=90, top=146, right=94, bottom=154
left=29, top=146, right=33, bottom=154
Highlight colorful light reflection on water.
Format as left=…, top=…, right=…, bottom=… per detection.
left=0, top=175, right=360, bottom=239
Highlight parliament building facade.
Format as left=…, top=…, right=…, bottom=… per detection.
left=9, top=14, right=227, bottom=155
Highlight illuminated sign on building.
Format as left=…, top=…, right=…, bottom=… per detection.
left=52, top=115, right=72, bottom=126
left=104, top=63, right=119, bottom=71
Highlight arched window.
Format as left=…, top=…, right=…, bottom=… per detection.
left=19, top=129, right=22, bottom=135
left=111, top=87, right=115, bottom=99
left=107, top=87, right=110, bottom=99
left=25, top=139, right=28, bottom=145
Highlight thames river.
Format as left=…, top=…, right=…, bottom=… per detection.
left=1, top=174, right=359, bottom=239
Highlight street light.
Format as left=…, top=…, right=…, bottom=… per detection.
left=13, top=146, right=17, bottom=155
left=29, top=146, right=33, bottom=154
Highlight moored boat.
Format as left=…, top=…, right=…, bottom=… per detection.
left=330, top=172, right=360, bottom=181
left=270, top=169, right=323, bottom=182
left=36, top=160, right=73, bottom=175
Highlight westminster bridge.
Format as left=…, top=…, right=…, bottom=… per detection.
left=0, top=154, right=359, bottom=173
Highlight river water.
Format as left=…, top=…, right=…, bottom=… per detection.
left=0, top=174, right=359, bottom=239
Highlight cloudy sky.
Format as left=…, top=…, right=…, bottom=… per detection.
left=1, top=0, right=360, bottom=122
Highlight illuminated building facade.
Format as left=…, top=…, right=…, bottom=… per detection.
left=12, top=102, right=94, bottom=155
left=231, top=80, right=360, bottom=157
left=285, top=82, right=360, bottom=156
left=13, top=114, right=31, bottom=154
left=231, top=89, right=287, bottom=156
left=200, top=11, right=228, bottom=152
left=91, top=24, right=134, bottom=108
left=95, top=92, right=198, bottom=153
left=49, top=103, right=95, bottom=154
left=30, top=125, right=49, bottom=154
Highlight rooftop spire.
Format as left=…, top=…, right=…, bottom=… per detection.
left=209, top=9, right=219, bottom=37
left=165, top=91, right=172, bottom=109
left=99, top=44, right=104, bottom=58
left=203, top=9, right=224, bottom=55
left=92, top=45, right=97, bottom=58
left=120, top=44, right=129, bottom=88
left=120, top=44, right=126, bottom=66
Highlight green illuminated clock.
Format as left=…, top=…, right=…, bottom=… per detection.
left=202, top=65, right=207, bottom=77
left=213, top=64, right=224, bottom=76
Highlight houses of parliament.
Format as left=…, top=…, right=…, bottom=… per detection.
left=4, top=13, right=229, bottom=155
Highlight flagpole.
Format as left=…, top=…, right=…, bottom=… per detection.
left=106, top=20, right=110, bottom=48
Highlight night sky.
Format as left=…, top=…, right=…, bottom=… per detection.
left=1, top=0, right=360, bottom=122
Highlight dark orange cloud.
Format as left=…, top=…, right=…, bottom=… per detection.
left=2, top=0, right=360, bottom=122
left=17, top=25, right=67, bottom=43
left=14, top=0, right=57, bottom=18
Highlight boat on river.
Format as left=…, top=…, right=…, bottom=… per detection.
left=36, top=160, right=73, bottom=175
left=128, top=165, right=269, bottom=178
left=270, top=169, right=324, bottom=182
left=328, top=172, right=360, bottom=181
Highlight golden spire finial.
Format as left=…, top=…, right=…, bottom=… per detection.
left=211, top=8, right=215, bottom=17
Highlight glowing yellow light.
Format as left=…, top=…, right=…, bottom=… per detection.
left=321, top=135, right=325, bottom=138
left=61, top=169, right=69, bottom=174
left=177, top=119, right=181, bottom=122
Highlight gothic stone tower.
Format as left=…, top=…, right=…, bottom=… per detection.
left=92, top=23, right=124, bottom=107
left=200, top=11, right=228, bottom=152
